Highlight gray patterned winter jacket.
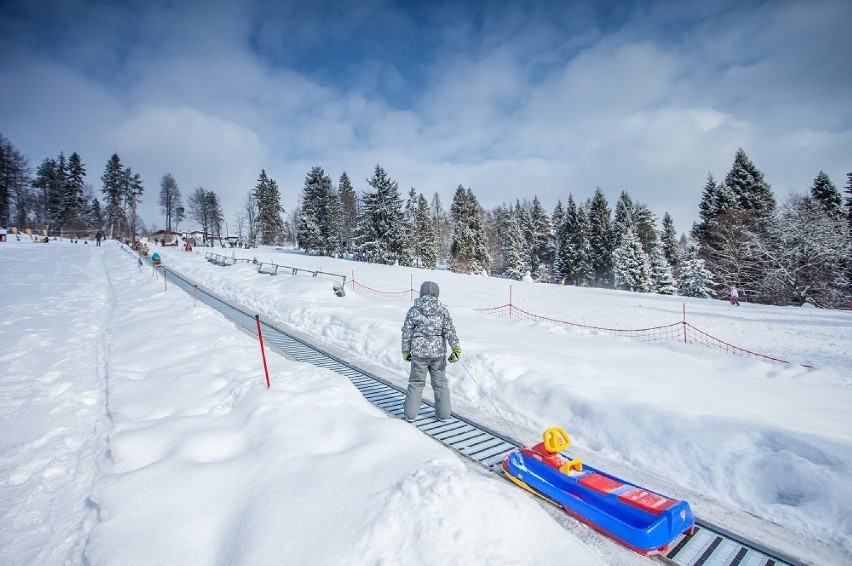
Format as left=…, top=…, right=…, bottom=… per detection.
left=401, top=296, right=460, bottom=359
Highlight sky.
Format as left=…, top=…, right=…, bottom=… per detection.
left=1, top=0, right=850, bottom=235
left=1, top=236, right=851, bottom=565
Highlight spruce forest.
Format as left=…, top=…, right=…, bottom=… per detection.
left=1, top=133, right=850, bottom=308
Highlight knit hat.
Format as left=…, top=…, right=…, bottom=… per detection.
left=419, top=281, right=439, bottom=298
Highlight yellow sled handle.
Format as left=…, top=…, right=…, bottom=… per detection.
left=543, top=427, right=571, bottom=453
left=543, top=427, right=583, bottom=473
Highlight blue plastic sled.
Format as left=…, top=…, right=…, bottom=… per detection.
left=501, top=427, right=695, bottom=555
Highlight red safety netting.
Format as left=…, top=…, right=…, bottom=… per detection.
left=476, top=304, right=684, bottom=344
left=682, top=323, right=802, bottom=365
left=347, top=277, right=806, bottom=366
left=348, top=279, right=415, bottom=300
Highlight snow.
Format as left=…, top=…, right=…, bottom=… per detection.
left=1, top=238, right=851, bottom=565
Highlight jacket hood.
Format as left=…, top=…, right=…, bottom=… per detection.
left=414, top=295, right=442, bottom=316
left=419, top=281, right=439, bottom=298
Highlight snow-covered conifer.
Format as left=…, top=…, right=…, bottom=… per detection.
left=587, top=188, right=614, bottom=287
left=724, top=148, right=775, bottom=224
left=413, top=193, right=437, bottom=268
left=254, top=169, right=285, bottom=245
left=502, top=212, right=526, bottom=280
left=810, top=171, right=843, bottom=218
left=660, top=212, right=679, bottom=269
left=449, top=185, right=491, bottom=274
left=677, top=239, right=715, bottom=298
left=530, top=196, right=554, bottom=282
left=358, top=164, right=404, bottom=264
left=613, top=226, right=651, bottom=292
left=648, top=243, right=677, bottom=295
left=338, top=172, right=358, bottom=253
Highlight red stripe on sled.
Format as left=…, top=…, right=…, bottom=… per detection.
left=577, top=473, right=623, bottom=494
left=617, top=489, right=676, bottom=515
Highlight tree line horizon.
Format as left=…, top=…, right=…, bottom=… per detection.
left=1, top=133, right=850, bottom=308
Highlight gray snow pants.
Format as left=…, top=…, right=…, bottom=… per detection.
left=403, top=355, right=451, bottom=420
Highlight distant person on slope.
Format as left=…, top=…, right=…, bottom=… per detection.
left=730, top=286, right=740, bottom=306
left=401, top=281, right=461, bottom=422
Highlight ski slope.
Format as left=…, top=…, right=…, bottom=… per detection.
left=1, top=239, right=850, bottom=565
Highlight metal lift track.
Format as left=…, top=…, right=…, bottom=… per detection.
left=155, top=263, right=804, bottom=566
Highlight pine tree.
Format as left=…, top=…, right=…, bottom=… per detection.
left=644, top=227, right=676, bottom=295
left=587, top=188, right=614, bottom=287
left=0, top=135, right=31, bottom=228
left=125, top=168, right=144, bottom=240
left=338, top=172, right=358, bottom=253
left=529, top=196, right=554, bottom=281
left=413, top=193, right=437, bottom=268
left=810, top=171, right=843, bottom=218
left=502, top=211, right=526, bottom=280
left=677, top=239, right=715, bottom=298
left=724, top=148, right=776, bottom=224
left=845, top=173, right=852, bottom=225
left=555, top=195, right=592, bottom=285
left=297, top=166, right=328, bottom=254
left=51, top=153, right=68, bottom=229
left=511, top=200, right=533, bottom=272
left=483, top=208, right=504, bottom=276
left=400, top=187, right=419, bottom=267
left=63, top=152, right=86, bottom=231
left=633, top=202, right=657, bottom=253
left=449, top=185, right=491, bottom=274
left=613, top=191, right=634, bottom=248
left=553, top=198, right=572, bottom=283
left=358, top=164, right=404, bottom=264
left=694, top=173, right=718, bottom=239
left=649, top=244, right=677, bottom=295
left=32, top=156, right=62, bottom=230
left=100, top=154, right=127, bottom=237
left=205, top=190, right=223, bottom=239
left=660, top=212, right=679, bottom=269
left=431, top=192, right=452, bottom=265
left=254, top=169, right=285, bottom=245
left=88, top=199, right=103, bottom=231
left=844, top=172, right=852, bottom=295
left=612, top=226, right=651, bottom=292
left=552, top=200, right=565, bottom=232
left=694, top=172, right=737, bottom=240
left=573, top=204, right=594, bottom=286
left=326, top=184, right=344, bottom=256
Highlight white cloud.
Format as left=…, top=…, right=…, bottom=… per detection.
left=112, top=105, right=264, bottom=228
left=1, top=0, right=850, bottom=234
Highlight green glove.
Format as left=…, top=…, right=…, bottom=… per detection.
left=448, top=346, right=461, bottom=363
left=402, top=351, right=411, bottom=362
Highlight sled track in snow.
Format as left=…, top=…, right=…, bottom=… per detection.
left=157, top=263, right=805, bottom=566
